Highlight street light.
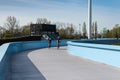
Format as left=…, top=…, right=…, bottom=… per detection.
left=88, top=0, right=92, bottom=39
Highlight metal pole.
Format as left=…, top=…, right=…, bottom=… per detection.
left=88, top=0, right=92, bottom=39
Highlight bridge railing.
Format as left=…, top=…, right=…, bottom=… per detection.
left=0, top=40, right=67, bottom=80
left=67, top=40, right=120, bottom=69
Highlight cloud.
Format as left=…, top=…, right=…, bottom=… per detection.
left=0, top=0, right=120, bottom=32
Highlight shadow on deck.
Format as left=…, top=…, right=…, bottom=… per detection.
left=9, top=51, right=46, bottom=80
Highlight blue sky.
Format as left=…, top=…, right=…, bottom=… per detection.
left=0, top=0, right=120, bottom=32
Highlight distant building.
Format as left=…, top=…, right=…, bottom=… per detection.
left=30, top=24, right=59, bottom=40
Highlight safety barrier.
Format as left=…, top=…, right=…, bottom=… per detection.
left=67, top=40, right=120, bottom=68
left=0, top=40, right=67, bottom=80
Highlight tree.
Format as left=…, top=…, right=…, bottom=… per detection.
left=4, top=16, right=19, bottom=38
left=55, top=22, right=76, bottom=39
left=56, top=22, right=66, bottom=39
left=94, top=21, right=98, bottom=39
left=0, top=26, right=3, bottom=39
left=92, top=22, right=95, bottom=39
left=3, top=34, right=13, bottom=39
left=70, top=24, right=74, bottom=35
left=92, top=21, right=98, bottom=39
left=66, top=23, right=75, bottom=39
left=102, top=28, right=111, bottom=38
left=36, top=18, right=51, bottom=24
left=78, top=24, right=82, bottom=39
left=82, top=22, right=87, bottom=38
left=22, top=25, right=30, bottom=36
left=0, top=26, right=6, bottom=39
left=118, top=26, right=120, bottom=38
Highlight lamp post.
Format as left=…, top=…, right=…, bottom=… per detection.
left=88, top=0, right=92, bottom=39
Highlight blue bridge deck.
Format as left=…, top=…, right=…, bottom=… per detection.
left=10, top=47, right=120, bottom=80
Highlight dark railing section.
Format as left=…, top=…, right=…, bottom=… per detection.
left=0, top=36, right=41, bottom=45
left=73, top=39, right=120, bottom=45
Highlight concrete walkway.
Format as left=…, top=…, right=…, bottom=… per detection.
left=10, top=47, right=120, bottom=80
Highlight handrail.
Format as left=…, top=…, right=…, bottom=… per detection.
left=0, top=40, right=67, bottom=80
left=67, top=40, right=120, bottom=69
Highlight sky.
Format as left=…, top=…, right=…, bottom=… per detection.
left=0, top=0, right=120, bottom=32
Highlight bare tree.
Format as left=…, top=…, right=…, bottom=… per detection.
left=82, top=22, right=87, bottom=38
left=94, top=21, right=98, bottom=39
left=0, top=26, right=5, bottom=39
left=91, top=21, right=98, bottom=39
left=92, top=22, right=95, bottom=39
left=36, top=18, right=51, bottom=24
left=79, top=24, right=81, bottom=35
left=4, top=16, right=19, bottom=36
left=0, top=26, right=6, bottom=32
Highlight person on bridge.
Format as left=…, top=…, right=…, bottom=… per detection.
left=57, top=37, right=60, bottom=49
left=48, top=38, right=52, bottom=48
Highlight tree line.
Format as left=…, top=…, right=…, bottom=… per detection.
left=0, top=16, right=119, bottom=39
left=102, top=24, right=120, bottom=39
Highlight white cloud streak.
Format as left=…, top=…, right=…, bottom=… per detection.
left=0, top=0, right=120, bottom=32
